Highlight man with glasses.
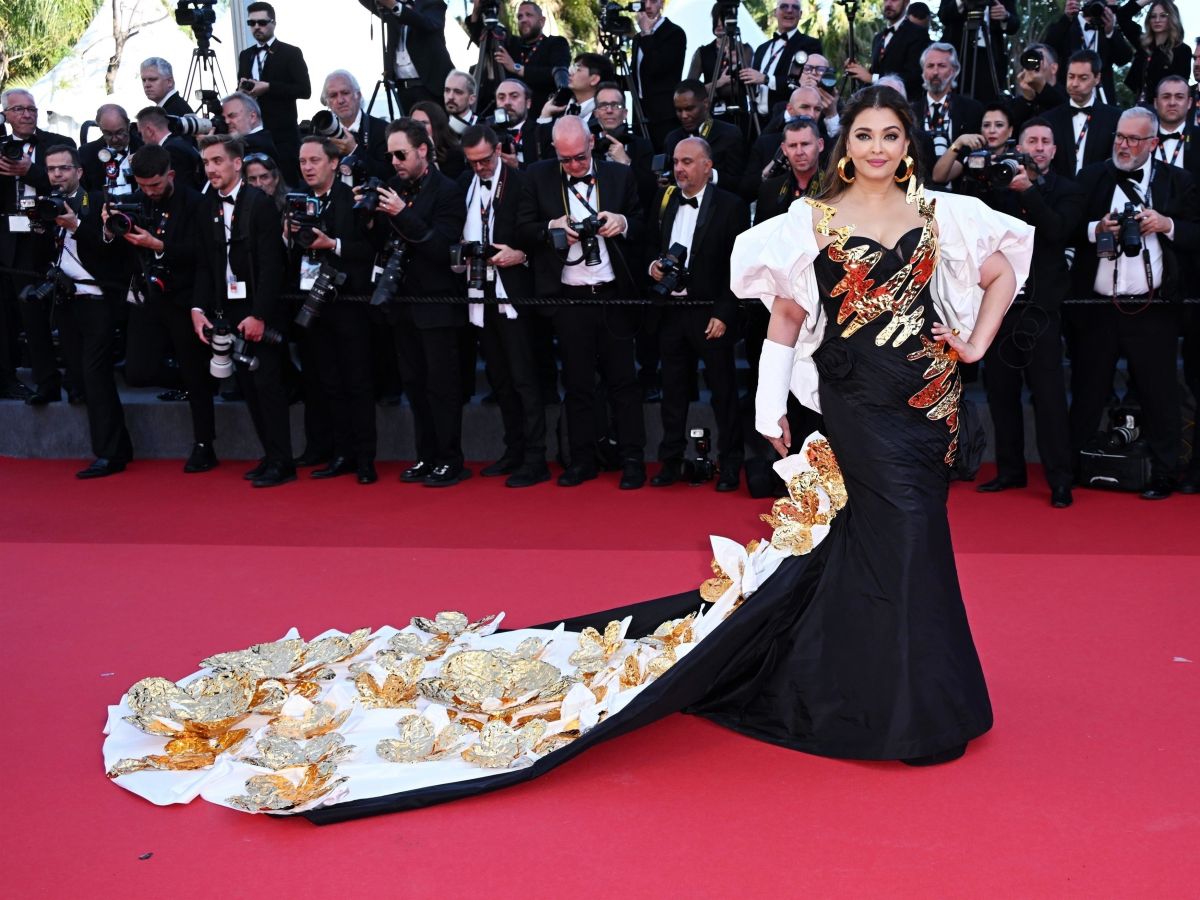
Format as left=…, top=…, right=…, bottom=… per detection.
left=80, top=105, right=142, bottom=195
left=365, top=118, right=469, bottom=487
left=359, top=0, right=454, bottom=114
left=140, top=58, right=194, bottom=118
left=235, top=2, right=311, bottom=184
left=740, top=1, right=821, bottom=127
left=1070, top=107, right=1200, bottom=500
left=0, top=88, right=77, bottom=403
left=1044, top=49, right=1121, bottom=177
left=662, top=79, right=746, bottom=189
left=515, top=115, right=647, bottom=489
left=591, top=82, right=657, bottom=210
left=631, top=0, right=687, bottom=151
left=467, top=0, right=570, bottom=116
left=320, top=70, right=392, bottom=182
left=845, top=0, right=930, bottom=100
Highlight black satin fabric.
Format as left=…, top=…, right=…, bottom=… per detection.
left=304, top=231, right=992, bottom=824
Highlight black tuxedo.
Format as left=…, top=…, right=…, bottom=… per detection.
left=1010, top=82, right=1068, bottom=132
left=1043, top=13, right=1133, bottom=105
left=359, top=0, right=453, bottom=108
left=454, top=166, right=533, bottom=302
left=1068, top=159, right=1200, bottom=479
left=751, top=30, right=822, bottom=121
left=632, top=18, right=688, bottom=150
left=601, top=127, right=657, bottom=213
left=1044, top=100, right=1121, bottom=178
left=80, top=135, right=142, bottom=194
left=194, top=182, right=292, bottom=466
left=651, top=183, right=747, bottom=467
left=1155, top=123, right=1200, bottom=179
left=160, top=92, right=195, bottom=118
left=938, top=0, right=1020, bottom=103
left=870, top=19, right=930, bottom=100
left=236, top=38, right=311, bottom=174
left=911, top=93, right=984, bottom=149
left=662, top=118, right=746, bottom=191
left=240, top=128, right=280, bottom=165
left=159, top=135, right=203, bottom=189
left=466, top=19, right=570, bottom=115
left=493, top=117, right=543, bottom=170
left=345, top=112, right=392, bottom=181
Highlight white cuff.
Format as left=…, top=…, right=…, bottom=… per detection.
left=755, top=338, right=794, bottom=439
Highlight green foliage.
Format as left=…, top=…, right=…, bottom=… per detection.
left=555, top=0, right=599, bottom=52
left=0, top=0, right=103, bottom=88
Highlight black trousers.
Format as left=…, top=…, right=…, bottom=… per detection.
left=393, top=312, right=463, bottom=468
left=658, top=306, right=743, bottom=465
left=554, top=288, right=645, bottom=466
left=982, top=304, right=1072, bottom=490
left=480, top=306, right=546, bottom=466
left=1067, top=303, right=1182, bottom=478
left=1183, top=307, right=1200, bottom=476
left=0, top=233, right=61, bottom=392
left=125, top=301, right=215, bottom=444
left=226, top=302, right=293, bottom=466
left=56, top=293, right=130, bottom=460
left=315, top=303, right=377, bottom=462
left=295, top=321, right=334, bottom=458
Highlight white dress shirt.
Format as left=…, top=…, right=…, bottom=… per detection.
left=58, top=193, right=102, bottom=297
left=757, top=28, right=796, bottom=115
left=251, top=37, right=276, bottom=81
left=464, top=172, right=517, bottom=326
left=560, top=165, right=617, bottom=287
left=663, top=184, right=706, bottom=296
left=1069, top=91, right=1097, bottom=174
left=392, top=5, right=419, bottom=79
left=1087, top=163, right=1175, bottom=297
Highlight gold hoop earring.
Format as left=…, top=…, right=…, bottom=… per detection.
left=837, top=157, right=855, bottom=184
left=894, top=155, right=915, bottom=183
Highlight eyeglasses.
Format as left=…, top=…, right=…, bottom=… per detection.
left=778, top=3, right=800, bottom=10
left=801, top=65, right=831, bottom=75
left=389, top=149, right=411, bottom=161
left=5, top=105, right=37, bottom=115
left=247, top=18, right=273, bottom=26
left=556, top=151, right=590, bottom=165
left=596, top=101, right=625, bottom=111
left=45, top=165, right=80, bottom=173
left=1114, top=132, right=1154, bottom=145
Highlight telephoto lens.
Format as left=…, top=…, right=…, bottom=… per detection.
left=206, top=324, right=236, bottom=378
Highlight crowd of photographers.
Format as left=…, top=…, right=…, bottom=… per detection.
left=1, top=0, right=1198, bottom=501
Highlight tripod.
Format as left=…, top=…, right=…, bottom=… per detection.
left=471, top=13, right=508, bottom=118
left=182, top=42, right=228, bottom=112
left=957, top=7, right=1002, bottom=102
left=836, top=0, right=863, bottom=101
left=366, top=1, right=404, bottom=119
left=599, top=29, right=650, bottom=141
left=708, top=28, right=760, bottom=141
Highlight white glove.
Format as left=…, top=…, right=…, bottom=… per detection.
left=755, top=338, right=794, bottom=439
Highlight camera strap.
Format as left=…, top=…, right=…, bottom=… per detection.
left=1109, top=175, right=1156, bottom=310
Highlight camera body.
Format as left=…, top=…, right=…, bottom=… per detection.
left=489, top=110, right=517, bottom=154
left=449, top=241, right=495, bottom=292
left=17, top=265, right=75, bottom=305
left=354, top=176, right=385, bottom=213
left=765, top=145, right=788, bottom=180
left=175, top=0, right=217, bottom=44
left=231, top=325, right=284, bottom=372
left=601, top=1, right=642, bottom=37
left=303, top=109, right=349, bottom=143
left=1082, top=1, right=1108, bottom=24
left=588, top=115, right=616, bottom=157
left=371, top=239, right=410, bottom=314
left=550, top=214, right=603, bottom=266
left=1096, top=202, right=1142, bottom=260
left=106, top=200, right=147, bottom=237
left=294, top=262, right=347, bottom=328
left=717, top=0, right=740, bottom=29
left=681, top=428, right=716, bottom=484
left=963, top=140, right=1037, bottom=189
left=652, top=242, right=689, bottom=299
left=23, top=192, right=69, bottom=227
left=285, top=192, right=323, bottom=250
left=1, top=135, right=26, bottom=162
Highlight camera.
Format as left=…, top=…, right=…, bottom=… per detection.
left=962, top=0, right=989, bottom=24
left=106, top=200, right=147, bottom=237
left=17, top=265, right=74, bottom=305
left=294, top=262, right=347, bottom=328
left=716, top=0, right=740, bottom=29
left=651, top=242, right=688, bottom=299
left=1, top=136, right=26, bottom=161
left=231, top=325, right=284, bottom=372
left=1082, top=1, right=1108, bottom=23
left=449, top=241, right=495, bottom=293
left=786, top=51, right=837, bottom=93
left=479, top=0, right=502, bottom=27
left=551, top=66, right=573, bottom=107
left=489, top=109, right=517, bottom=154
left=963, top=140, right=1036, bottom=189
left=24, top=193, right=69, bottom=226
left=601, top=1, right=641, bottom=37
left=1020, top=49, right=1042, bottom=71
left=681, top=428, right=716, bottom=485
left=239, top=78, right=256, bottom=93
left=1096, top=202, right=1142, bottom=260
left=203, top=319, right=235, bottom=378
left=284, top=192, right=323, bottom=249
left=193, top=89, right=229, bottom=135
left=167, top=114, right=214, bottom=137
left=303, top=109, right=349, bottom=143
left=137, top=262, right=171, bottom=304
left=175, top=0, right=217, bottom=45
left=588, top=115, right=615, bottom=157
left=371, top=239, right=410, bottom=313
left=765, top=145, right=788, bottom=180
left=1105, top=410, right=1141, bottom=450
left=550, top=214, right=603, bottom=266
left=354, top=176, right=385, bottom=213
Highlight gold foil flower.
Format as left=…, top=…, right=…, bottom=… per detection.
left=411, top=611, right=499, bottom=639
left=225, top=762, right=347, bottom=814
left=619, top=654, right=643, bottom=690
left=418, top=649, right=574, bottom=715
left=639, top=614, right=696, bottom=652
left=377, top=631, right=454, bottom=664
left=461, top=719, right=547, bottom=768
left=106, top=731, right=250, bottom=779
left=377, top=714, right=473, bottom=763
left=122, top=673, right=256, bottom=739
left=240, top=733, right=355, bottom=770
left=202, top=628, right=372, bottom=686
left=567, top=621, right=625, bottom=677
left=268, top=700, right=350, bottom=740
left=349, top=655, right=425, bottom=709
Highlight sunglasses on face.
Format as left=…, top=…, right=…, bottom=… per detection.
left=557, top=152, right=590, bottom=165
left=247, top=18, right=273, bottom=26
left=390, top=149, right=412, bottom=161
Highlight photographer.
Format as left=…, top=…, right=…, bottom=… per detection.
left=754, top=117, right=825, bottom=223
left=1116, top=0, right=1190, bottom=106
left=456, top=125, right=547, bottom=487
left=687, top=3, right=753, bottom=125
left=467, top=1, right=570, bottom=116
left=937, top=0, right=1021, bottom=104
left=135, top=106, right=203, bottom=188
left=791, top=52, right=843, bottom=138
left=631, top=0, right=688, bottom=151
left=235, top=2, right=311, bottom=184
left=741, top=2, right=822, bottom=126
left=536, top=53, right=613, bottom=133
left=845, top=0, right=930, bottom=101
left=109, top=144, right=216, bottom=474
left=1070, top=107, right=1200, bottom=500
left=444, top=71, right=480, bottom=135
left=287, top=136, right=378, bottom=484
left=140, top=58, right=194, bottom=118
left=364, top=118, right=469, bottom=486
left=359, top=0, right=454, bottom=111
left=0, top=88, right=76, bottom=402
left=1044, top=1, right=1133, bottom=106
left=1044, top=50, right=1121, bottom=176
left=222, top=92, right=281, bottom=165
left=931, top=101, right=1013, bottom=188
left=514, top=115, right=647, bottom=489
left=1010, top=43, right=1067, bottom=129
left=38, top=145, right=133, bottom=477
left=591, top=82, right=657, bottom=211
left=490, top=78, right=541, bottom=169
left=967, top=117, right=1084, bottom=508
left=647, top=137, right=746, bottom=492
left=80, top=105, right=142, bottom=196
left=319, top=70, right=392, bottom=182
left=662, top=80, right=746, bottom=189
left=1153, top=75, right=1197, bottom=175
left=912, top=43, right=984, bottom=164
left=191, top=135, right=294, bottom=488
left=741, top=85, right=824, bottom=201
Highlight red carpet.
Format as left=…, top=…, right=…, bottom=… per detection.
left=2, top=459, right=1197, bottom=897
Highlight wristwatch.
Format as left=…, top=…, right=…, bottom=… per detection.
left=514, top=63, right=524, bottom=75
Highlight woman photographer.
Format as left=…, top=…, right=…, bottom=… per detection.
left=243, top=152, right=290, bottom=213
left=930, top=101, right=1014, bottom=188
left=408, top=101, right=467, bottom=179
left=1117, top=0, right=1190, bottom=106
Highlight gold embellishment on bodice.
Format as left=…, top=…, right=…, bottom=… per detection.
left=807, top=186, right=963, bottom=467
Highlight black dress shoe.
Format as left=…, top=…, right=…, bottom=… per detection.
left=0, top=381, right=34, bottom=401
left=76, top=458, right=126, bottom=479
left=557, top=464, right=598, bottom=487
left=976, top=476, right=1026, bottom=493
left=311, top=457, right=356, bottom=479
left=651, top=460, right=682, bottom=487
left=619, top=461, right=647, bottom=490
left=294, top=449, right=332, bottom=467
left=243, top=458, right=268, bottom=481
left=480, top=456, right=521, bottom=477
left=183, top=442, right=218, bottom=473
left=423, top=464, right=471, bottom=487
left=252, top=463, right=297, bottom=488
left=26, top=388, right=62, bottom=406
left=716, top=465, right=741, bottom=493
left=400, top=460, right=431, bottom=483
left=157, top=389, right=189, bottom=402
left=357, top=462, right=378, bottom=484
left=1050, top=486, right=1073, bottom=508
left=506, top=463, right=551, bottom=488
left=1140, top=477, right=1175, bottom=501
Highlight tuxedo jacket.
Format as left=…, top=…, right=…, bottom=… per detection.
left=500, top=117, right=544, bottom=170
left=286, top=180, right=375, bottom=295
left=870, top=19, right=930, bottom=101
left=455, top=165, right=535, bottom=303
left=236, top=39, right=311, bottom=145
left=1071, top=158, right=1200, bottom=302
left=116, top=181, right=203, bottom=310
left=651, top=183, right=748, bottom=325
left=1009, top=82, right=1068, bottom=132
left=375, top=168, right=467, bottom=329
left=1157, top=122, right=1200, bottom=179
left=632, top=18, right=688, bottom=125
left=80, top=134, right=143, bottom=193
left=751, top=31, right=823, bottom=114
left=465, top=21, right=571, bottom=114
left=161, top=135, right=204, bottom=190
left=0, top=128, right=77, bottom=216
left=359, top=0, right=453, bottom=101
left=1043, top=14, right=1133, bottom=104
left=193, top=183, right=286, bottom=324
left=346, top=113, right=393, bottom=181
left=33, top=189, right=132, bottom=293
left=662, top=119, right=747, bottom=190
left=515, top=158, right=646, bottom=298
left=160, top=92, right=195, bottom=117
left=241, top=129, right=280, bottom=164
left=910, top=93, right=984, bottom=143
left=938, top=0, right=1020, bottom=98
left=1044, top=101, right=1121, bottom=178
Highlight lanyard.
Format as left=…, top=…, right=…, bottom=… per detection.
left=1157, top=135, right=1186, bottom=168
left=926, top=101, right=946, bottom=134
left=516, top=35, right=543, bottom=65
left=762, top=36, right=788, bottom=79
left=1074, top=111, right=1091, bottom=155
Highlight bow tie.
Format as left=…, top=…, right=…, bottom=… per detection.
left=480, top=178, right=492, bottom=189
left=257, top=43, right=269, bottom=51
left=220, top=193, right=236, bottom=205
left=1159, top=132, right=1181, bottom=141
left=566, top=102, right=581, bottom=116
left=679, top=195, right=698, bottom=208
left=1072, top=105, right=1092, bottom=116
left=883, top=25, right=895, bottom=36
left=568, top=174, right=593, bottom=186
left=774, top=32, right=789, bottom=42
left=1117, top=167, right=1144, bottom=182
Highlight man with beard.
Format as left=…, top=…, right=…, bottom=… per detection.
left=444, top=70, right=479, bottom=136
left=845, top=0, right=930, bottom=100
left=319, top=70, right=392, bottom=182
left=467, top=0, right=570, bottom=115
left=80, top=105, right=141, bottom=195
left=489, top=78, right=541, bottom=169
left=910, top=42, right=983, bottom=167
left=1070, top=107, right=1200, bottom=500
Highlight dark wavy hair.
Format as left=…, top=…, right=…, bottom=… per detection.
left=409, top=100, right=461, bottom=170
left=813, top=84, right=923, bottom=202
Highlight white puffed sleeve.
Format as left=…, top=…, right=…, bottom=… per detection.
left=930, top=192, right=1035, bottom=338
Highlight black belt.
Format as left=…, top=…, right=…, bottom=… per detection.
left=394, top=78, right=424, bottom=89
left=560, top=281, right=616, bottom=297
